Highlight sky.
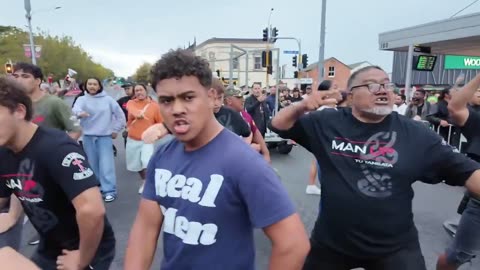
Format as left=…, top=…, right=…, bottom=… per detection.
left=1, top=0, right=480, bottom=77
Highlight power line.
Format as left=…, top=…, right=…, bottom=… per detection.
left=450, top=0, right=480, bottom=18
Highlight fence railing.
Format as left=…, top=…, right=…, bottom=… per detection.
left=421, top=120, right=468, bottom=152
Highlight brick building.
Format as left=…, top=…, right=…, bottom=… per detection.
left=300, top=57, right=372, bottom=90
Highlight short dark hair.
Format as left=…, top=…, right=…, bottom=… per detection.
left=399, top=94, right=406, bottom=101
left=439, top=87, right=452, bottom=100
left=13, top=62, right=44, bottom=80
left=85, top=77, right=104, bottom=94
left=134, top=83, right=148, bottom=92
left=318, top=80, right=332, bottom=91
left=151, top=48, right=212, bottom=89
left=347, top=65, right=384, bottom=90
left=0, top=76, right=33, bottom=121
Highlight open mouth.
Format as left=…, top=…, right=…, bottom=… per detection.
left=375, top=96, right=389, bottom=105
left=173, top=119, right=190, bottom=135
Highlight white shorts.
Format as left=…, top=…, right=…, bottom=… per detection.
left=126, top=138, right=154, bottom=172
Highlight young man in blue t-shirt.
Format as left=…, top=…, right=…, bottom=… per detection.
left=124, top=49, right=310, bottom=270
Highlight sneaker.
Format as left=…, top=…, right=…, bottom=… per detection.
left=104, top=195, right=116, bottom=202
left=138, top=182, right=145, bottom=194
left=306, top=185, right=321, bottom=195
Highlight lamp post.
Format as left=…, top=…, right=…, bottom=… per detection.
left=24, top=0, right=61, bottom=65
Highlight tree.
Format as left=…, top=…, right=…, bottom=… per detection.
left=132, top=62, right=152, bottom=83
left=0, top=25, right=114, bottom=81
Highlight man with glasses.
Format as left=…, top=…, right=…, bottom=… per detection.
left=269, top=66, right=480, bottom=269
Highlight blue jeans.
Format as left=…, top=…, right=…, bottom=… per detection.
left=0, top=210, right=23, bottom=250
left=82, top=135, right=117, bottom=196
left=446, top=196, right=480, bottom=266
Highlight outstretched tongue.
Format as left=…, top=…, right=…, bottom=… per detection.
left=174, top=123, right=190, bottom=134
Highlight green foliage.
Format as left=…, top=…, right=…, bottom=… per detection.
left=132, top=62, right=152, bottom=83
left=0, top=25, right=114, bottom=81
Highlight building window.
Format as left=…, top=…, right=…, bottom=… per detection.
left=208, top=52, right=215, bottom=60
left=328, top=66, right=335, bottom=77
left=254, top=56, right=262, bottom=70
left=232, top=58, right=239, bottom=70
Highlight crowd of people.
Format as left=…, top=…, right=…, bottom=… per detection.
left=0, top=48, right=479, bottom=270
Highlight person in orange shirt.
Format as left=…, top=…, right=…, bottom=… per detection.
left=126, top=84, right=163, bottom=193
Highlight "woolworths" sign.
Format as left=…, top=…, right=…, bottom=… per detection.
left=444, top=55, right=480, bottom=69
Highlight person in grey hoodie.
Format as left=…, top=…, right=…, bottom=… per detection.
left=72, top=77, right=126, bottom=202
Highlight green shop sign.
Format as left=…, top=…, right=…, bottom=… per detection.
left=444, top=55, right=480, bottom=69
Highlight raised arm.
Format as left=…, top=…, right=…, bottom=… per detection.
left=448, top=73, right=480, bottom=126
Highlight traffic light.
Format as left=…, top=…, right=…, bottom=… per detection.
left=262, top=51, right=272, bottom=68
left=271, top=27, right=278, bottom=42
left=292, top=56, right=297, bottom=67
left=302, top=54, right=308, bottom=69
left=262, top=27, right=269, bottom=42
left=267, top=66, right=273, bottom=75
left=294, top=71, right=299, bottom=78
left=216, top=69, right=220, bottom=77
left=5, top=63, right=13, bottom=74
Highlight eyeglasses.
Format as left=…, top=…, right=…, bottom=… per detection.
left=350, top=83, right=395, bottom=94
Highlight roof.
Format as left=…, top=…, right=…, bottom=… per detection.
left=348, top=61, right=372, bottom=70
left=378, top=12, right=480, bottom=56
left=302, top=57, right=364, bottom=72
left=195, top=38, right=268, bottom=49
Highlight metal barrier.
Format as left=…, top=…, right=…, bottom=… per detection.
left=421, top=120, right=468, bottom=152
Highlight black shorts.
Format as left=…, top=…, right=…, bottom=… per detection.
left=31, top=238, right=115, bottom=270
left=303, top=240, right=426, bottom=270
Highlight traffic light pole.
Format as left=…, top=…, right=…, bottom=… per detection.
left=275, top=37, right=302, bottom=89
left=229, top=45, right=248, bottom=88
left=274, top=48, right=281, bottom=115
left=317, top=0, right=327, bottom=83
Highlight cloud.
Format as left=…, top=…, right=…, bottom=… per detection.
left=85, top=47, right=159, bottom=77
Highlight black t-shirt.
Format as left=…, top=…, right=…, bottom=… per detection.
left=117, top=95, right=132, bottom=120
left=416, top=103, right=424, bottom=116
left=215, top=106, right=251, bottom=138
left=461, top=108, right=480, bottom=157
left=269, top=108, right=480, bottom=258
left=0, top=127, right=115, bottom=258
left=288, top=96, right=303, bottom=103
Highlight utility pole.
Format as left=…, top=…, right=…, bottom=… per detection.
left=317, top=0, right=327, bottom=86
left=265, top=8, right=274, bottom=89
left=24, top=0, right=36, bottom=65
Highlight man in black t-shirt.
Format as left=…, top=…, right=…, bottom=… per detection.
left=0, top=77, right=115, bottom=269
left=211, top=78, right=251, bottom=140
left=118, top=82, right=135, bottom=147
left=270, top=66, right=480, bottom=270
left=245, top=83, right=271, bottom=137
left=436, top=73, right=480, bottom=270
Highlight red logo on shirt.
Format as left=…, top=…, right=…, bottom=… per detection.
left=32, top=115, right=45, bottom=124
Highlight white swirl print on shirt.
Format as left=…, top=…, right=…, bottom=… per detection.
left=356, top=132, right=398, bottom=198
left=154, top=169, right=224, bottom=246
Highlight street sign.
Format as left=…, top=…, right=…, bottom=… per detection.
left=444, top=55, right=480, bottom=69
left=283, top=50, right=299, bottom=54
left=298, top=78, right=313, bottom=84
left=23, top=44, right=42, bottom=58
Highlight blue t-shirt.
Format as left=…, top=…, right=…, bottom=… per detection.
left=143, top=128, right=296, bottom=270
